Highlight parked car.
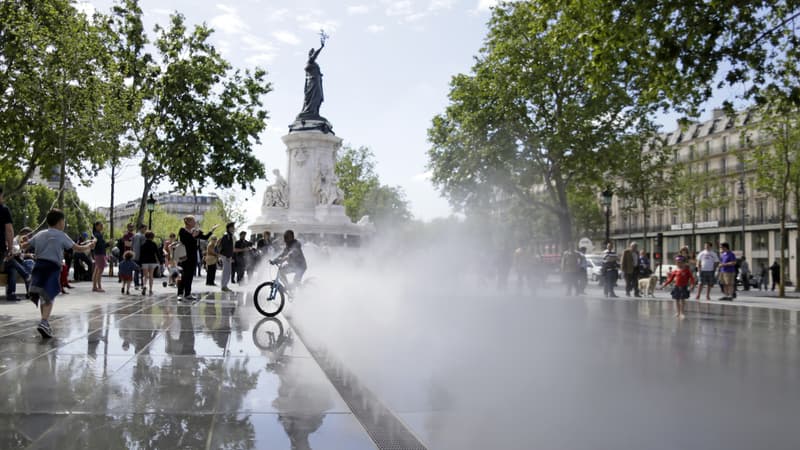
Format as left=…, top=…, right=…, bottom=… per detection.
left=586, top=254, right=623, bottom=283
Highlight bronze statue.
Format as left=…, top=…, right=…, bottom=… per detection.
left=298, top=31, right=327, bottom=119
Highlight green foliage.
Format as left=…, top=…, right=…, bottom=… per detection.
left=0, top=0, right=124, bottom=196
left=335, top=145, right=412, bottom=229
left=108, top=3, right=272, bottom=223
left=145, top=204, right=183, bottom=242
left=747, top=102, right=800, bottom=296
left=549, top=0, right=800, bottom=114
left=428, top=2, right=644, bottom=250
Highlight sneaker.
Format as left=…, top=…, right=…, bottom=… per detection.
left=162, top=281, right=168, bottom=288
left=121, top=287, right=125, bottom=294
left=37, top=320, right=53, bottom=339
left=141, top=287, right=146, bottom=296
left=184, top=295, right=196, bottom=301
left=221, top=287, right=232, bottom=292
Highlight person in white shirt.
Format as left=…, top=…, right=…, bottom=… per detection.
left=695, top=241, right=720, bottom=300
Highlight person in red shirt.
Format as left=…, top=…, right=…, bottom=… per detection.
left=660, top=255, right=696, bottom=319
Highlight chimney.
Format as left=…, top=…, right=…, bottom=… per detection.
left=712, top=108, right=725, bottom=119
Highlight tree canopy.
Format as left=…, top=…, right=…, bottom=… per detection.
left=108, top=2, right=271, bottom=224
left=334, top=145, right=411, bottom=229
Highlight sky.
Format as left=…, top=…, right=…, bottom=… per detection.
left=73, top=0, right=746, bottom=226
left=73, top=0, right=508, bottom=224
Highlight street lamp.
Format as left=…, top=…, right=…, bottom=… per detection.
left=601, top=188, right=613, bottom=245
left=146, top=194, right=156, bottom=230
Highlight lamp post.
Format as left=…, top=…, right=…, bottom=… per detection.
left=601, top=188, right=613, bottom=245
left=146, top=194, right=156, bottom=230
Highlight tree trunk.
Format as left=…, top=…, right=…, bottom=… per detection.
left=109, top=160, right=116, bottom=277
left=794, top=182, right=800, bottom=291
left=136, top=179, right=154, bottom=228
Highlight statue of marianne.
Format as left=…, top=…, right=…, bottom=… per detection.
left=298, top=34, right=326, bottom=119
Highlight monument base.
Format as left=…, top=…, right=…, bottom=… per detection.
left=250, top=127, right=374, bottom=246
left=288, top=116, right=334, bottom=134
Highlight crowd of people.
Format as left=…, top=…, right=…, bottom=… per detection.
left=0, top=185, right=307, bottom=339
left=560, top=239, right=786, bottom=319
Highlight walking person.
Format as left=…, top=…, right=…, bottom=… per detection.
left=770, top=259, right=781, bottom=291
left=659, top=255, right=696, bottom=320
left=621, top=241, right=640, bottom=297
left=0, top=185, right=21, bottom=302
left=234, top=231, right=252, bottom=285
left=132, top=224, right=146, bottom=290
left=718, top=242, right=737, bottom=301
left=139, top=231, right=160, bottom=296
left=91, top=221, right=108, bottom=292
left=118, top=251, right=138, bottom=295
left=695, top=242, right=719, bottom=301
left=205, top=236, right=219, bottom=286
left=218, top=223, right=236, bottom=292
left=759, top=263, right=769, bottom=291
left=177, top=216, right=217, bottom=301
left=560, top=248, right=580, bottom=296
left=638, top=249, right=652, bottom=278
left=23, top=209, right=95, bottom=338
left=577, top=246, right=588, bottom=294
left=740, top=258, right=751, bottom=291
left=602, top=242, right=619, bottom=298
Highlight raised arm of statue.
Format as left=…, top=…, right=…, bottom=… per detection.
left=309, top=43, right=324, bottom=63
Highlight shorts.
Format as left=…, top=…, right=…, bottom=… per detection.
left=720, top=272, right=735, bottom=286
left=94, top=255, right=107, bottom=271
left=120, top=274, right=133, bottom=282
left=141, top=263, right=160, bottom=271
left=671, top=286, right=690, bottom=300
left=699, top=271, right=715, bottom=285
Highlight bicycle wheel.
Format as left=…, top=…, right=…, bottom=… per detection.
left=252, top=317, right=286, bottom=350
left=253, top=281, right=285, bottom=317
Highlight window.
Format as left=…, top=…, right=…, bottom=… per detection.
left=753, top=231, right=768, bottom=251
left=672, top=149, right=678, bottom=163
left=704, top=161, right=709, bottom=173
left=720, top=158, right=727, bottom=175
left=705, top=141, right=710, bottom=156
left=722, top=136, right=728, bottom=152
left=689, top=145, right=696, bottom=160
left=720, top=207, right=727, bottom=224
left=671, top=209, right=679, bottom=225
left=703, top=209, right=710, bottom=222
left=757, top=199, right=766, bottom=223
left=656, top=212, right=663, bottom=228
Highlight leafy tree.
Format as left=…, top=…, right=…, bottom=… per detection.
left=614, top=130, right=672, bottom=250
left=748, top=105, right=800, bottom=297
left=0, top=0, right=123, bottom=199
left=335, top=145, right=412, bottom=229
left=546, top=0, right=800, bottom=114
left=108, top=2, right=271, bottom=225
left=428, top=2, right=643, bottom=251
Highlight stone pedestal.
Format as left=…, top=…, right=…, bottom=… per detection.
left=250, top=127, right=374, bottom=244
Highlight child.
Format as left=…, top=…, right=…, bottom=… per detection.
left=162, top=259, right=182, bottom=289
left=660, top=255, right=696, bottom=319
left=22, top=209, right=95, bottom=338
left=118, top=251, right=139, bottom=295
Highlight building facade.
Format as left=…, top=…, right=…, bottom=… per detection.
left=97, top=192, right=221, bottom=228
left=609, top=108, right=797, bottom=283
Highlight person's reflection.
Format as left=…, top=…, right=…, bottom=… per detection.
left=166, top=305, right=196, bottom=356
left=87, top=312, right=105, bottom=358
left=203, top=296, right=231, bottom=351
left=265, top=318, right=333, bottom=450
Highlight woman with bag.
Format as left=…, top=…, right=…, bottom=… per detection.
left=205, top=236, right=219, bottom=286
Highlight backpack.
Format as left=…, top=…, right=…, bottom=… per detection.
left=172, top=242, right=187, bottom=263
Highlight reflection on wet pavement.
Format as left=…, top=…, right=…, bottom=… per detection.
left=0, top=292, right=376, bottom=450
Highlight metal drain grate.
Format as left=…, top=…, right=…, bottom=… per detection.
left=287, top=316, right=428, bottom=450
